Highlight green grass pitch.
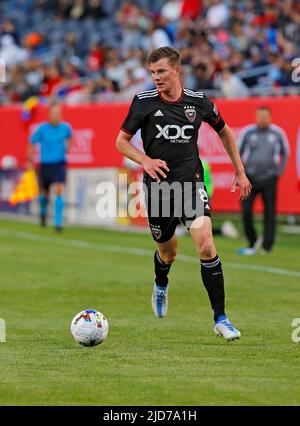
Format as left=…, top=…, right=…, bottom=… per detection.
left=0, top=218, right=300, bottom=406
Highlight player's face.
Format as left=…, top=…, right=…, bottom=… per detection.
left=256, top=109, right=271, bottom=128
left=49, top=105, right=62, bottom=125
left=149, top=58, right=181, bottom=93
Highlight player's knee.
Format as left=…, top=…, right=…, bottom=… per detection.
left=198, top=239, right=216, bottom=259
left=160, top=249, right=177, bottom=265
left=55, top=185, right=64, bottom=196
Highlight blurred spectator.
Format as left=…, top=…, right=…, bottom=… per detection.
left=238, top=106, right=289, bottom=254
left=0, top=20, right=18, bottom=44
left=65, top=78, right=97, bottom=104
left=105, top=55, right=127, bottom=91
left=0, top=0, right=299, bottom=104
left=40, top=64, right=62, bottom=97
left=62, top=32, right=82, bottom=58
left=206, top=0, right=229, bottom=28
left=54, top=0, right=72, bottom=19
left=146, top=20, right=173, bottom=50
left=86, top=42, right=105, bottom=73
left=0, top=35, right=28, bottom=67
left=181, top=0, right=201, bottom=20
left=193, top=63, right=214, bottom=90
left=87, top=0, right=106, bottom=19
left=161, top=0, right=183, bottom=22
left=69, top=0, right=87, bottom=20
left=219, top=68, right=250, bottom=98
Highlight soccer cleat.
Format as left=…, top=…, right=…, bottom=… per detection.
left=254, top=237, right=263, bottom=251
left=151, top=283, right=168, bottom=318
left=40, top=215, right=47, bottom=227
left=221, top=220, right=239, bottom=239
left=237, top=247, right=256, bottom=256
left=214, top=318, right=241, bottom=341
left=259, top=248, right=271, bottom=255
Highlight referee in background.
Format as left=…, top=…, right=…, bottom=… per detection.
left=27, top=103, right=72, bottom=231
left=238, top=106, right=289, bottom=255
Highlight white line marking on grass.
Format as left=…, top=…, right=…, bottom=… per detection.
left=1, top=228, right=300, bottom=278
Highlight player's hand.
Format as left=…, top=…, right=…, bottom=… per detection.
left=142, top=156, right=169, bottom=182
left=231, top=172, right=252, bottom=201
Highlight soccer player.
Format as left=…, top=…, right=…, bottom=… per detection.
left=116, top=47, right=251, bottom=341
left=27, top=103, right=72, bottom=231
left=238, top=106, right=289, bottom=255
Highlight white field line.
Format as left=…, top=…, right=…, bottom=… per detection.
left=1, top=228, right=300, bottom=278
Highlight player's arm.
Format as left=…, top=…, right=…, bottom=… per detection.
left=116, top=130, right=169, bottom=182
left=64, top=124, right=73, bottom=154
left=27, top=126, right=41, bottom=169
left=202, top=95, right=251, bottom=201
left=218, top=124, right=252, bottom=201
left=277, top=128, right=290, bottom=176
left=65, top=138, right=72, bottom=154
left=26, top=144, right=35, bottom=170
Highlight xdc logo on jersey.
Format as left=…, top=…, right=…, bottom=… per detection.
left=155, top=124, right=194, bottom=140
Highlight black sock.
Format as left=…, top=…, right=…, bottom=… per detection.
left=200, top=255, right=226, bottom=322
left=154, top=251, right=171, bottom=287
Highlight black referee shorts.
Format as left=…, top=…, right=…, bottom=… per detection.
left=39, top=162, right=66, bottom=191
left=145, top=181, right=211, bottom=243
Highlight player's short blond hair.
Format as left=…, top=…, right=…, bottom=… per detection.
left=147, top=47, right=181, bottom=67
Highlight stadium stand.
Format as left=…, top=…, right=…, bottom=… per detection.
left=0, top=0, right=299, bottom=104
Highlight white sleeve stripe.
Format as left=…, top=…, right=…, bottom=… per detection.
left=237, top=124, right=257, bottom=150
left=269, top=124, right=290, bottom=155
left=137, top=89, right=157, bottom=97
left=183, top=90, right=204, bottom=98
left=184, top=88, right=204, bottom=96
left=137, top=93, right=159, bottom=100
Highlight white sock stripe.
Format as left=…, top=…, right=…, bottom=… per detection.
left=201, top=257, right=220, bottom=268
left=201, top=259, right=220, bottom=266
left=156, top=251, right=168, bottom=266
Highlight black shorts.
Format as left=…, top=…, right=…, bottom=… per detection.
left=145, top=181, right=211, bottom=243
left=39, top=162, right=66, bottom=191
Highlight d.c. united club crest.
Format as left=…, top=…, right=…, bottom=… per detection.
left=150, top=224, right=162, bottom=240
left=184, top=106, right=196, bottom=123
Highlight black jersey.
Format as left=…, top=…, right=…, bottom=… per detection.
left=121, top=88, right=225, bottom=184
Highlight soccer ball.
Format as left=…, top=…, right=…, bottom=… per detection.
left=71, top=309, right=109, bottom=347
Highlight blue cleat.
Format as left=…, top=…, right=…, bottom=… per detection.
left=151, top=283, right=168, bottom=318
left=214, top=318, right=241, bottom=341
left=237, top=247, right=256, bottom=256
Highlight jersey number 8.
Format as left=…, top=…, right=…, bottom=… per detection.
left=198, top=188, right=208, bottom=202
